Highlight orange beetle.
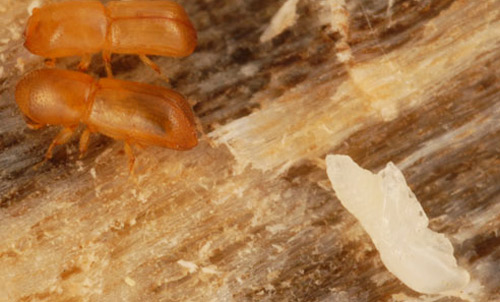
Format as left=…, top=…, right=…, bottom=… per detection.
left=24, top=0, right=197, bottom=77
left=15, top=68, right=198, bottom=171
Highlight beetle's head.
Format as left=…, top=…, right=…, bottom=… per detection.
left=15, top=69, right=78, bottom=127
left=23, top=7, right=59, bottom=56
left=16, top=69, right=91, bottom=127
left=15, top=73, right=34, bottom=125
left=23, top=8, right=43, bottom=53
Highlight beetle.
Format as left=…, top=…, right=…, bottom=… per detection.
left=15, top=68, right=198, bottom=172
left=24, top=0, right=197, bottom=77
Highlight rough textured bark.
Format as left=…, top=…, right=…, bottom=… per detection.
left=0, top=0, right=499, bottom=301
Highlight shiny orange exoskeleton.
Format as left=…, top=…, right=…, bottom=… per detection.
left=15, top=69, right=198, bottom=171
left=24, top=0, right=197, bottom=76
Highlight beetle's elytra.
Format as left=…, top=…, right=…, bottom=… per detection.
left=24, top=0, right=197, bottom=76
left=16, top=69, right=198, bottom=171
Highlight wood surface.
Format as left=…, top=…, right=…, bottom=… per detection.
left=0, top=0, right=499, bottom=301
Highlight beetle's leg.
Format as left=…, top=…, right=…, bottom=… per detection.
left=79, top=128, right=91, bottom=158
left=44, top=127, right=75, bottom=160
left=135, top=143, right=146, bottom=151
left=22, top=115, right=44, bottom=130
left=138, top=54, right=160, bottom=74
left=44, top=58, right=56, bottom=68
left=27, top=123, right=44, bottom=130
left=139, top=55, right=170, bottom=83
left=77, top=54, right=92, bottom=72
left=102, top=51, right=113, bottom=78
left=34, top=127, right=75, bottom=169
left=195, top=116, right=215, bottom=148
left=124, top=142, right=135, bottom=175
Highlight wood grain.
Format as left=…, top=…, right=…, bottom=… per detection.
left=0, top=0, right=499, bottom=301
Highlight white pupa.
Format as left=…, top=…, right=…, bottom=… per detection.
left=326, top=154, right=470, bottom=294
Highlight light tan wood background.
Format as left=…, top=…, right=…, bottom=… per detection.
left=0, top=0, right=499, bottom=301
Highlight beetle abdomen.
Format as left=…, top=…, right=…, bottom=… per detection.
left=107, top=1, right=197, bottom=57
left=15, top=69, right=94, bottom=127
left=86, top=78, right=197, bottom=149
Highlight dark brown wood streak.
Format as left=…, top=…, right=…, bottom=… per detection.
left=0, top=0, right=498, bottom=301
